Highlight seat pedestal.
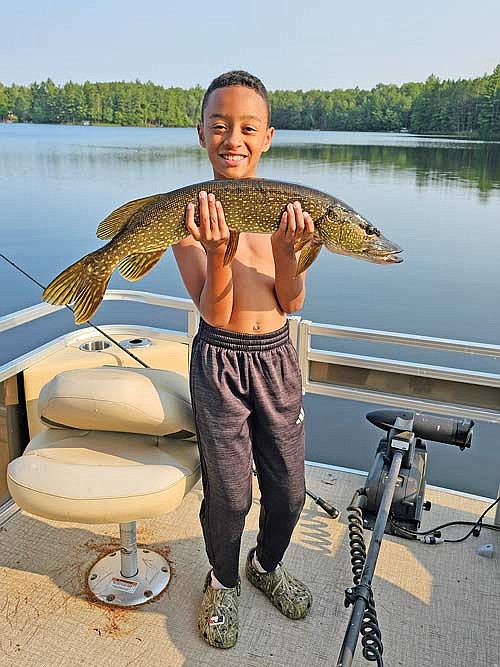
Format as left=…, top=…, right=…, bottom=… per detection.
left=7, top=367, right=201, bottom=608
left=88, top=521, right=171, bottom=606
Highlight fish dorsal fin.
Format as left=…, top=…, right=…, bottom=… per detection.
left=96, top=195, right=161, bottom=240
left=223, top=229, right=240, bottom=265
left=118, top=249, right=166, bottom=281
left=296, top=240, right=322, bottom=275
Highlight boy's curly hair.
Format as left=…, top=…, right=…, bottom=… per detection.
left=201, top=70, right=271, bottom=125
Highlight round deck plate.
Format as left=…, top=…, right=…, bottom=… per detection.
left=88, top=548, right=171, bottom=606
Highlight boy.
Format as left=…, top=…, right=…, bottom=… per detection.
left=173, top=71, right=314, bottom=649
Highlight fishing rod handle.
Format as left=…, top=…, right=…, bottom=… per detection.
left=305, top=489, right=340, bottom=518
left=316, top=496, right=340, bottom=519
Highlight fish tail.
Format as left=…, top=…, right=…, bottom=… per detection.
left=42, top=250, right=113, bottom=324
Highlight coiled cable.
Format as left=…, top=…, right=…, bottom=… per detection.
left=347, top=491, right=366, bottom=585
left=360, top=588, right=383, bottom=665
left=346, top=490, right=384, bottom=666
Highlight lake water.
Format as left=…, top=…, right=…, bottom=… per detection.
left=1, top=123, right=500, bottom=497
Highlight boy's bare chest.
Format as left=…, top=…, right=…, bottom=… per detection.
left=234, top=233, right=275, bottom=275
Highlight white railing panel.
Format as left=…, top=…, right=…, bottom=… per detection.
left=0, top=290, right=197, bottom=334
left=303, top=380, right=500, bottom=424
left=308, top=322, right=500, bottom=358
left=308, top=349, right=500, bottom=388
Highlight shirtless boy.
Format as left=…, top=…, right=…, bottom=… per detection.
left=173, top=70, right=313, bottom=649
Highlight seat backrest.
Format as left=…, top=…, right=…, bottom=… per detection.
left=39, top=366, right=196, bottom=439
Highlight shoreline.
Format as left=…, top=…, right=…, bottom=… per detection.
left=1, top=120, right=499, bottom=143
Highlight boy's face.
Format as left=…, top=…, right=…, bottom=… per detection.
left=198, top=85, right=274, bottom=180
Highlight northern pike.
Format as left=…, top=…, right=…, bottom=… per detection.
left=43, top=178, right=402, bottom=323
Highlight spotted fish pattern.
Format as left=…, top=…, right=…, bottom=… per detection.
left=42, top=178, right=402, bottom=324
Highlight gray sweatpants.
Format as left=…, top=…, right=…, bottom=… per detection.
left=189, top=319, right=306, bottom=588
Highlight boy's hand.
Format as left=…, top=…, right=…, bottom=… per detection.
left=185, top=191, right=230, bottom=255
left=271, top=201, right=314, bottom=255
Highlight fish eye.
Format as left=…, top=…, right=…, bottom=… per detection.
left=366, top=224, right=380, bottom=236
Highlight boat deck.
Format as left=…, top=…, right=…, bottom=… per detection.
left=1, top=464, right=498, bottom=667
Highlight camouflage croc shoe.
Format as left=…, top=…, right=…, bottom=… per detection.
left=245, top=548, right=312, bottom=619
left=198, top=571, right=240, bottom=649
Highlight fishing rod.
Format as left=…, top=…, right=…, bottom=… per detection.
left=2, top=251, right=341, bottom=519
left=0, top=251, right=148, bottom=368
left=305, top=487, right=340, bottom=518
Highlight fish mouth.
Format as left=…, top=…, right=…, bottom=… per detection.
left=365, top=235, right=403, bottom=264
left=370, top=249, right=403, bottom=264
left=363, top=237, right=403, bottom=264
left=363, top=233, right=403, bottom=264
left=326, top=235, right=403, bottom=264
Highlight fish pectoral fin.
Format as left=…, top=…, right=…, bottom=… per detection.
left=223, top=229, right=240, bottom=266
left=296, top=240, right=322, bottom=275
left=294, top=236, right=311, bottom=253
left=97, top=195, right=161, bottom=240
left=118, top=249, right=166, bottom=281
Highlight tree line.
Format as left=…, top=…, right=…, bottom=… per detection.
left=0, top=66, right=499, bottom=139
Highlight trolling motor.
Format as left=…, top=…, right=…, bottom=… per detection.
left=363, top=410, right=473, bottom=535
left=336, top=409, right=473, bottom=667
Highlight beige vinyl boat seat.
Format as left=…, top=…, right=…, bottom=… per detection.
left=7, top=366, right=201, bottom=606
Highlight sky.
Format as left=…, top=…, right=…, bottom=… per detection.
left=2, top=0, right=499, bottom=91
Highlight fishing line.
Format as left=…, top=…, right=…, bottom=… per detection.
left=1, top=250, right=346, bottom=519
left=0, top=251, right=150, bottom=368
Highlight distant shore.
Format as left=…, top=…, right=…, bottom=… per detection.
left=2, top=119, right=497, bottom=143
left=1, top=67, right=499, bottom=140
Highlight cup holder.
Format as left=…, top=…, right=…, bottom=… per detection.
left=79, top=340, right=112, bottom=352
left=121, top=338, right=152, bottom=348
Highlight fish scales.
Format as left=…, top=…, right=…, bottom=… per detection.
left=118, top=179, right=330, bottom=243
left=42, top=178, right=402, bottom=323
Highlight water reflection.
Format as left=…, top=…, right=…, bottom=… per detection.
left=1, top=126, right=499, bottom=195
left=268, top=143, right=500, bottom=195
left=0, top=144, right=204, bottom=181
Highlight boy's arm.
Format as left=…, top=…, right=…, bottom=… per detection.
left=271, top=202, right=314, bottom=313
left=172, top=191, right=234, bottom=327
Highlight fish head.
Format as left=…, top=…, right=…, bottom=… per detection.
left=319, top=204, right=403, bottom=264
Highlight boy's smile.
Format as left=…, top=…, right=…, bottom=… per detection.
left=198, top=86, right=274, bottom=180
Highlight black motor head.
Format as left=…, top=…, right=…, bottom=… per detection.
left=366, top=409, right=473, bottom=448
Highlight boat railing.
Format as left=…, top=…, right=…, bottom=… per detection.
left=0, top=290, right=200, bottom=336
left=2, top=289, right=500, bottom=424
left=298, top=319, right=500, bottom=424
left=1, top=289, right=500, bottom=523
